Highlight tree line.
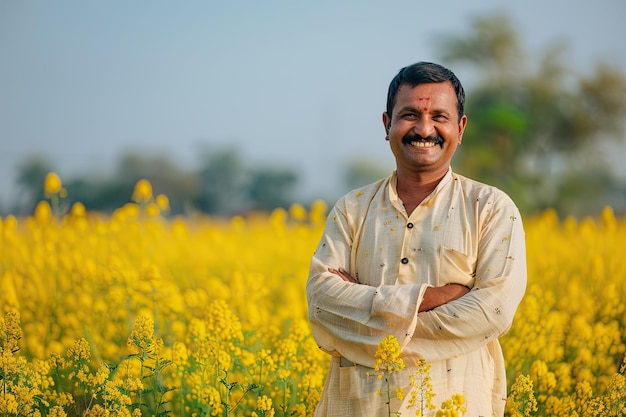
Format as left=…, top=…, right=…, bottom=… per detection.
left=5, top=147, right=390, bottom=218
left=6, top=149, right=307, bottom=217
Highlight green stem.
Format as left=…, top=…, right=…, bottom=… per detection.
left=2, top=356, right=6, bottom=417
left=385, top=374, right=392, bottom=417
left=282, top=378, right=288, bottom=417
left=222, top=370, right=229, bottom=417
left=138, top=352, right=145, bottom=412
left=153, top=354, right=161, bottom=415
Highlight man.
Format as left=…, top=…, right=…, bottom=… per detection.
left=306, top=61, right=527, bottom=416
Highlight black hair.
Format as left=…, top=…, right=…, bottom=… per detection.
left=386, top=62, right=465, bottom=121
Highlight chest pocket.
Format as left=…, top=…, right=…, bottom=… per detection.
left=438, top=246, right=476, bottom=288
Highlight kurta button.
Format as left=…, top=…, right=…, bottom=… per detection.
left=401, top=257, right=409, bottom=264
left=407, top=222, right=414, bottom=229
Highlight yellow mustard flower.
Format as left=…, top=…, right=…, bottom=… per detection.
left=127, top=315, right=155, bottom=353
left=145, top=202, right=160, bottom=217
left=1, top=310, right=23, bottom=353
left=66, top=338, right=91, bottom=363
left=289, top=203, right=307, bottom=222
left=44, top=172, right=62, bottom=196
left=374, top=335, right=405, bottom=372
left=34, top=200, right=52, bottom=222
left=131, top=178, right=153, bottom=203
left=155, top=193, right=170, bottom=213
left=508, top=374, right=538, bottom=417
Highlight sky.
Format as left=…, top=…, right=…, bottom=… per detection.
left=2, top=0, right=626, bottom=207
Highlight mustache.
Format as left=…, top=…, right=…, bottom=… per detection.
left=401, top=133, right=444, bottom=145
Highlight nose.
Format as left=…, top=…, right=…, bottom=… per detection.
left=413, top=117, right=435, bottom=138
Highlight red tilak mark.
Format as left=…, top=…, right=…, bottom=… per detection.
left=423, top=107, right=428, bottom=111
left=418, top=97, right=431, bottom=101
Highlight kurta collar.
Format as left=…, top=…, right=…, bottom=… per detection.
left=389, top=168, right=454, bottom=209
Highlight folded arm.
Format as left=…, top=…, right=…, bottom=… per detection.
left=307, top=196, right=526, bottom=364
left=307, top=201, right=473, bottom=366
left=330, top=266, right=469, bottom=312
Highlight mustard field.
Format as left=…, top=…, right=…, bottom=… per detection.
left=1, top=176, right=625, bottom=416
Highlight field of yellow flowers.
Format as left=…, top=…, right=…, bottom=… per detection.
left=1, top=174, right=625, bottom=416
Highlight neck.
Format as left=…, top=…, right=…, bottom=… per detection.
left=395, top=167, right=448, bottom=215
left=396, top=167, right=448, bottom=196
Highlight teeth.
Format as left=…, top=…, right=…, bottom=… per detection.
left=410, top=141, right=437, bottom=148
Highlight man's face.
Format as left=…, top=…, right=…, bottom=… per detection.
left=383, top=82, right=467, bottom=176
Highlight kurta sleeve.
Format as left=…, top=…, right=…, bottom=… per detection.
left=407, top=196, right=527, bottom=362
left=306, top=194, right=429, bottom=368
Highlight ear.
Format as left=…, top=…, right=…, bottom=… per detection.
left=457, top=115, right=467, bottom=144
left=382, top=112, right=391, bottom=139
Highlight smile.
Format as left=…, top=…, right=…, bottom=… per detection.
left=402, top=133, right=444, bottom=148
left=409, top=140, right=438, bottom=148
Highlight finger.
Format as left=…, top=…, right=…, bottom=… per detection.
left=338, top=268, right=359, bottom=283
left=338, top=267, right=354, bottom=280
left=328, top=267, right=354, bottom=283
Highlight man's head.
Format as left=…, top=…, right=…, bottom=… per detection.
left=382, top=62, right=467, bottom=178
left=386, top=62, right=465, bottom=123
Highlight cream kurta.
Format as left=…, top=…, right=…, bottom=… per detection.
left=307, top=170, right=527, bottom=417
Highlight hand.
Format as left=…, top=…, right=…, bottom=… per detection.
left=419, top=283, right=470, bottom=312
left=328, top=267, right=360, bottom=284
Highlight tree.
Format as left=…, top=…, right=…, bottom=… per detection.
left=193, top=148, right=248, bottom=216
left=193, top=148, right=300, bottom=215
left=343, top=158, right=391, bottom=191
left=113, top=152, right=200, bottom=213
left=438, top=13, right=626, bottom=215
left=247, top=168, right=298, bottom=212
left=13, top=154, right=55, bottom=213
left=63, top=152, right=200, bottom=214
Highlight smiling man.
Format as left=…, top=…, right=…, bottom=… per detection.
left=307, top=62, right=527, bottom=416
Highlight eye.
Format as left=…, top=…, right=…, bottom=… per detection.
left=433, top=114, right=449, bottom=122
left=401, top=112, right=418, bottom=120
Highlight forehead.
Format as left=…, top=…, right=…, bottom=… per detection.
left=394, top=82, right=457, bottom=111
